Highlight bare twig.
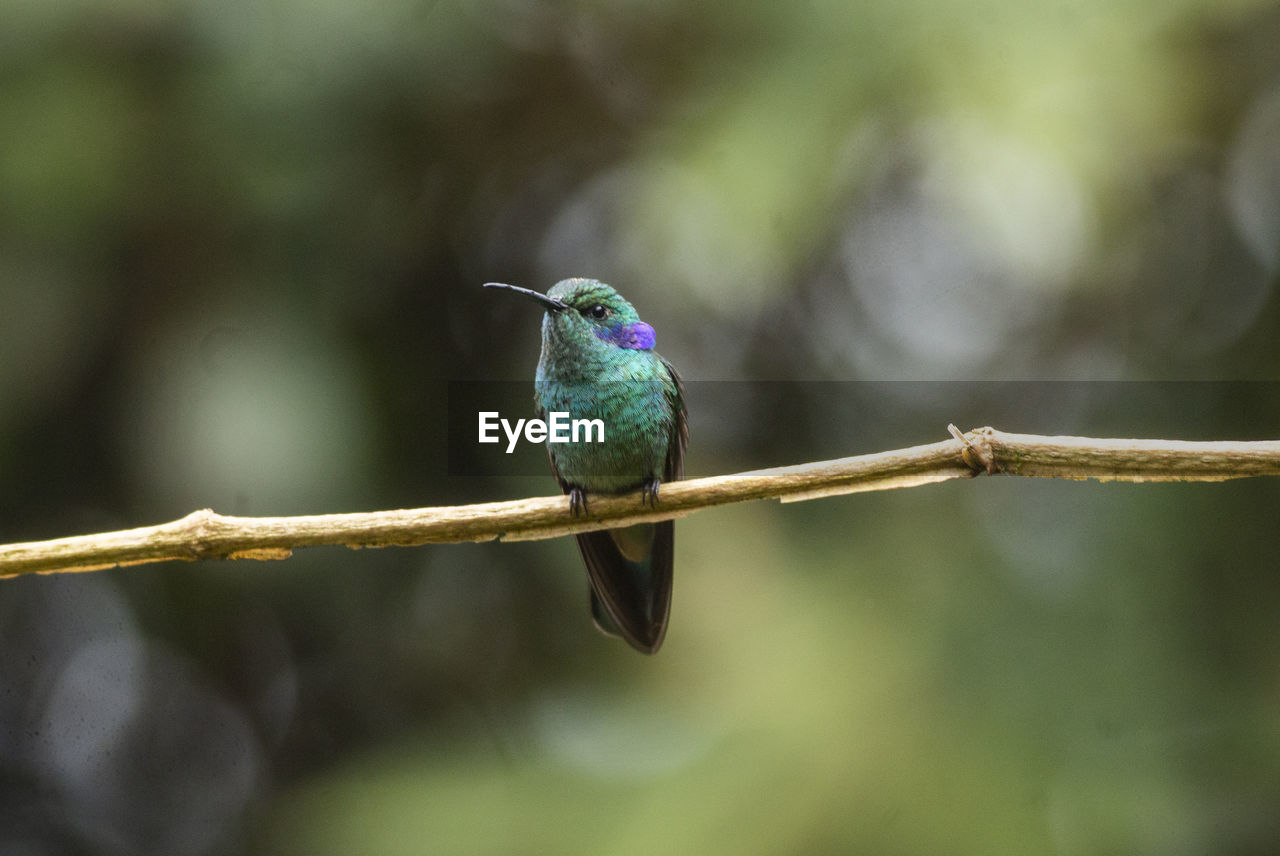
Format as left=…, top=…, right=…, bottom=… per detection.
left=2, top=427, right=1278, bottom=578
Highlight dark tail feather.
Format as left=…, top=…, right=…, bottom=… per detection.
left=577, top=521, right=674, bottom=654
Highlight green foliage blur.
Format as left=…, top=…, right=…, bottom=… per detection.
left=2, top=0, right=1279, bottom=853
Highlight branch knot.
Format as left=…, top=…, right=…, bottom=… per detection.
left=948, top=424, right=997, bottom=475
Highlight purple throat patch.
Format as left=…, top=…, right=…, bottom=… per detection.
left=598, top=321, right=656, bottom=350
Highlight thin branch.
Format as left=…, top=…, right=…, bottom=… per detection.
left=3, top=427, right=1279, bottom=579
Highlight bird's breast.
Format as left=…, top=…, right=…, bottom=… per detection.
left=535, top=373, right=673, bottom=492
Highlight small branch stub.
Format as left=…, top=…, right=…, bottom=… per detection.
left=1, top=426, right=1278, bottom=578
left=948, top=423, right=995, bottom=475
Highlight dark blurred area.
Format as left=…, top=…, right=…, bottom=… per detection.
left=2, top=0, right=1280, bottom=853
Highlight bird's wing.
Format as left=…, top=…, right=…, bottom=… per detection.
left=660, top=356, right=688, bottom=483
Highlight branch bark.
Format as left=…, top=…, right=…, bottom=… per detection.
left=3, top=427, right=1279, bottom=579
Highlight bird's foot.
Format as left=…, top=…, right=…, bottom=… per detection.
left=641, top=478, right=661, bottom=508
left=569, top=486, right=587, bottom=516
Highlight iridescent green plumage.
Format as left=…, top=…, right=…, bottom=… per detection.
left=485, top=278, right=687, bottom=654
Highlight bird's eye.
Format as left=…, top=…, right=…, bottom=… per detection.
left=586, top=304, right=609, bottom=320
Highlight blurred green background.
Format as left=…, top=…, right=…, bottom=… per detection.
left=2, top=0, right=1280, bottom=853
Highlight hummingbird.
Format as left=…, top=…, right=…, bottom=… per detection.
left=484, top=278, right=687, bottom=654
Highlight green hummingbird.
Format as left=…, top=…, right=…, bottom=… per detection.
left=484, top=278, right=687, bottom=654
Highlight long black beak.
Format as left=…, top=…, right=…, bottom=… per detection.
left=483, top=282, right=569, bottom=312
